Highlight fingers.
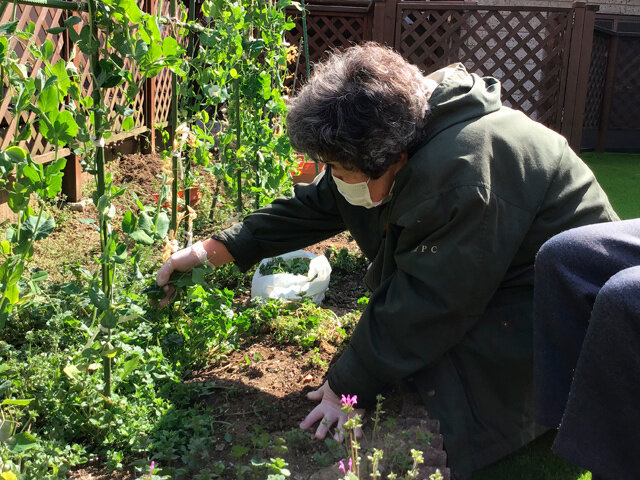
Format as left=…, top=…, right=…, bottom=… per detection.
left=306, top=386, right=325, bottom=402
left=158, top=285, right=176, bottom=308
left=156, top=259, right=174, bottom=287
left=315, top=415, right=335, bottom=440
left=299, top=404, right=326, bottom=431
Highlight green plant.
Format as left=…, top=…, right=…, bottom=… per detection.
left=259, top=256, right=311, bottom=276
left=0, top=20, right=76, bottom=327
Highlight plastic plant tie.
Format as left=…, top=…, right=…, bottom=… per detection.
left=91, top=137, right=105, bottom=148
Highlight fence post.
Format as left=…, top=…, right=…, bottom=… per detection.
left=371, top=0, right=386, bottom=43
left=61, top=10, right=82, bottom=202
left=561, top=1, right=598, bottom=152
left=596, top=33, right=618, bottom=152
left=142, top=0, right=156, bottom=154
left=382, top=0, right=398, bottom=46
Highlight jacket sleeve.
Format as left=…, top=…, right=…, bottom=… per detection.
left=327, top=184, right=534, bottom=407
left=214, top=171, right=346, bottom=271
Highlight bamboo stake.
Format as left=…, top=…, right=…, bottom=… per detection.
left=87, top=0, right=111, bottom=398
left=234, top=77, right=242, bottom=213
left=168, top=0, right=179, bottom=233
left=183, top=0, right=196, bottom=214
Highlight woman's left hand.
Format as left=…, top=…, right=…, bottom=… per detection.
left=300, top=381, right=365, bottom=442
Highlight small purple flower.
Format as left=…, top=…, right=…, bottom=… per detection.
left=341, top=394, right=358, bottom=408
left=149, top=461, right=155, bottom=476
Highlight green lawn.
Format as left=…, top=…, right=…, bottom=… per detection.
left=472, top=152, right=640, bottom=480
left=582, top=152, right=640, bottom=219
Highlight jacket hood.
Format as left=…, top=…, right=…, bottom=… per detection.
left=423, top=63, right=503, bottom=144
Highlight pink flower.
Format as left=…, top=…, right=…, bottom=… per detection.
left=341, top=394, right=358, bottom=408
left=149, top=461, right=155, bottom=476
left=338, top=458, right=353, bottom=474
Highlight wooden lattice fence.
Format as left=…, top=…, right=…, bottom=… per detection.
left=1, top=0, right=600, bottom=206
left=582, top=15, right=640, bottom=151
left=396, top=5, right=572, bottom=128
left=286, top=1, right=597, bottom=151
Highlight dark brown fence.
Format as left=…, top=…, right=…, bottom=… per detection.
left=1, top=0, right=598, bottom=206
left=582, top=15, right=640, bottom=151
left=287, top=0, right=598, bottom=152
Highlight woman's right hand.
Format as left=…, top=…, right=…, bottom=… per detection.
left=155, top=239, right=233, bottom=307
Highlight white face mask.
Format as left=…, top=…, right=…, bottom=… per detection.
left=332, top=172, right=388, bottom=209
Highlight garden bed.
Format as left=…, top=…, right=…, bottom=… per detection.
left=20, top=153, right=450, bottom=479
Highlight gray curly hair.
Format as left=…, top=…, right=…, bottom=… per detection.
left=286, top=43, right=432, bottom=179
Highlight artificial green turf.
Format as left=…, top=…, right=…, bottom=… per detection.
left=582, top=152, right=640, bottom=220
left=471, top=431, right=590, bottom=480
left=470, top=151, right=640, bottom=480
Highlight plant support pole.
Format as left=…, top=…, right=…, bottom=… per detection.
left=299, top=0, right=317, bottom=175
left=234, top=77, right=242, bottom=213
left=87, top=0, right=111, bottom=398
left=168, top=0, right=179, bottom=233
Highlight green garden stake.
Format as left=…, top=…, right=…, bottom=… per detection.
left=169, top=0, right=179, bottom=233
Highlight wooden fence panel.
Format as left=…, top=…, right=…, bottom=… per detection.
left=0, top=4, right=70, bottom=163
left=395, top=4, right=573, bottom=131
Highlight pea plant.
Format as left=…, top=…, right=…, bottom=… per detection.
left=0, top=20, right=77, bottom=328
left=176, top=0, right=295, bottom=216
left=1, top=0, right=183, bottom=396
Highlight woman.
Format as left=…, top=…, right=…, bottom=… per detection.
left=157, top=43, right=617, bottom=478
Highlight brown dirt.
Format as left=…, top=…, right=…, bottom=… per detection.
left=53, top=153, right=449, bottom=480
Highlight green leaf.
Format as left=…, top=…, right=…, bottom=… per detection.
left=138, top=211, right=154, bottom=235
left=130, top=229, right=153, bottom=246
left=0, top=419, right=14, bottom=443
left=41, top=110, right=78, bottom=146
left=41, top=38, right=54, bottom=61
left=122, top=116, right=134, bottom=131
left=119, top=356, right=139, bottom=381
left=20, top=212, right=55, bottom=241
left=89, top=285, right=109, bottom=311
left=0, top=21, right=18, bottom=35
left=133, top=40, right=148, bottom=61
left=0, top=240, right=10, bottom=255
left=101, top=310, right=118, bottom=330
left=4, top=284, right=18, bottom=304
left=22, top=165, right=41, bottom=185
left=112, top=242, right=127, bottom=264
left=38, top=85, right=58, bottom=114
left=63, top=364, right=81, bottom=381
left=121, top=210, right=136, bottom=233
left=45, top=156, right=66, bottom=176
left=1, top=146, right=27, bottom=166
left=162, top=36, right=179, bottom=57
left=51, top=59, right=71, bottom=95
left=45, top=173, right=63, bottom=198
left=1, top=399, right=34, bottom=406
left=155, top=211, right=170, bottom=239
left=46, top=26, right=67, bottom=35
left=229, top=68, right=239, bottom=79
left=30, top=270, right=48, bottom=283
left=6, top=432, right=38, bottom=454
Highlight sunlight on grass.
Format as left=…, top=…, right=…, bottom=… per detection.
left=582, top=152, right=640, bottom=219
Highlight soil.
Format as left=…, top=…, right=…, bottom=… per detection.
left=52, top=153, right=450, bottom=480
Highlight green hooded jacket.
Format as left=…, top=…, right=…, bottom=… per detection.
left=214, top=65, right=618, bottom=478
